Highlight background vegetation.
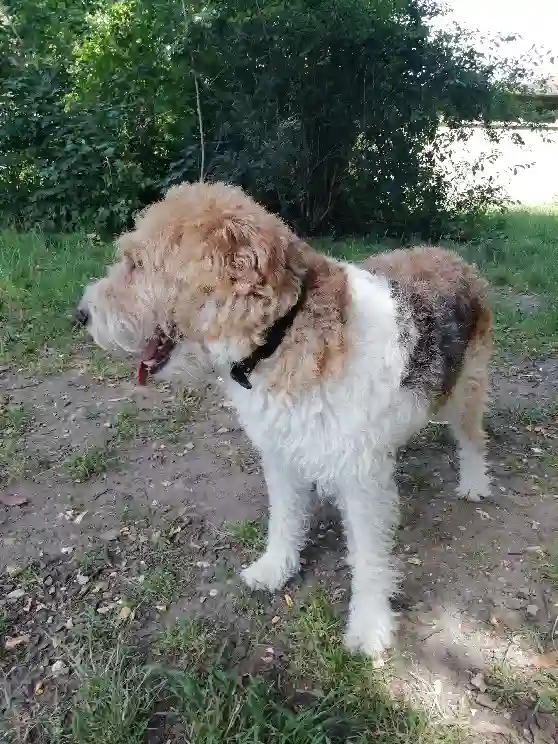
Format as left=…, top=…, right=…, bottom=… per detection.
left=0, top=0, right=536, bottom=239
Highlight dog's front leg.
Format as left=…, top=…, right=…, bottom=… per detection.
left=241, top=454, right=311, bottom=592
left=337, top=456, right=400, bottom=659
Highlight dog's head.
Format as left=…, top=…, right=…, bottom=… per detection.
left=76, top=182, right=304, bottom=382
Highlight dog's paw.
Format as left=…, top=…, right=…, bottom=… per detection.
left=458, top=489, right=483, bottom=503
left=344, top=605, right=395, bottom=660
left=240, top=553, right=297, bottom=592
left=458, top=467, right=491, bottom=502
left=458, top=477, right=491, bottom=502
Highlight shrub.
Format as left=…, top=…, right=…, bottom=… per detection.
left=0, top=0, right=534, bottom=238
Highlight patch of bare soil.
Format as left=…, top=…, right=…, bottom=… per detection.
left=1, top=356, right=557, bottom=742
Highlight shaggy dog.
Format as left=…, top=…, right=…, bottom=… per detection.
left=76, top=181, right=492, bottom=658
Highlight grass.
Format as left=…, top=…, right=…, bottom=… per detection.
left=227, top=519, right=266, bottom=552
left=0, top=401, right=34, bottom=484
left=11, top=594, right=465, bottom=744
left=60, top=392, right=199, bottom=482
left=487, top=660, right=558, bottom=717
left=1, top=208, right=557, bottom=743
left=1, top=205, right=557, bottom=372
left=64, top=446, right=116, bottom=482
left=0, top=230, right=112, bottom=369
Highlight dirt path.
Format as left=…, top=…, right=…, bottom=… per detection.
left=1, top=356, right=557, bottom=742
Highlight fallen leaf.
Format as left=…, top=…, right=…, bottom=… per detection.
left=34, top=681, right=45, bottom=696
left=407, top=556, right=423, bottom=566
left=5, top=634, right=30, bottom=650
left=117, top=606, right=132, bottom=622
left=6, top=588, right=25, bottom=600
left=284, top=594, right=294, bottom=609
left=97, top=603, right=117, bottom=614
left=530, top=652, right=558, bottom=669
left=0, top=493, right=28, bottom=507
left=271, top=615, right=281, bottom=625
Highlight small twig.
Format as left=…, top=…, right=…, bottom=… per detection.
left=192, top=65, right=205, bottom=182
left=6, top=382, right=42, bottom=391
left=180, top=0, right=205, bottom=182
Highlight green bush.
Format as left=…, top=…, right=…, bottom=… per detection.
left=0, top=0, right=533, bottom=238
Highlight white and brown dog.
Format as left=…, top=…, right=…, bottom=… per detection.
left=77, top=181, right=492, bottom=658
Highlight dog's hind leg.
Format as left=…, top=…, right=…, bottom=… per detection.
left=241, top=453, right=312, bottom=592
left=444, top=338, right=492, bottom=502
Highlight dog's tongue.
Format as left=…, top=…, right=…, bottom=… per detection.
left=137, top=335, right=161, bottom=386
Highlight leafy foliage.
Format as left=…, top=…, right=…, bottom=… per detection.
left=0, top=0, right=535, bottom=237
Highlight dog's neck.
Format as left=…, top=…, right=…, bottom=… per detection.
left=197, top=252, right=351, bottom=396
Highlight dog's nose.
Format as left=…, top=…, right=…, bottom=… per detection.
left=74, top=307, right=89, bottom=327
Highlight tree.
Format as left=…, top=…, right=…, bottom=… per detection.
left=0, top=0, right=533, bottom=237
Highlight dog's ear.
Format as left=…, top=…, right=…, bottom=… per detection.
left=217, top=215, right=284, bottom=297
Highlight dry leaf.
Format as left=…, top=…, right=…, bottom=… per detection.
left=271, top=615, right=281, bottom=625
left=97, top=602, right=117, bottom=614
left=284, top=594, right=294, bottom=609
left=5, top=634, right=30, bottom=650
left=0, top=493, right=28, bottom=507
left=118, top=606, right=132, bottom=622
left=74, top=510, right=88, bottom=524
left=7, top=588, right=25, bottom=600
left=407, top=556, right=423, bottom=566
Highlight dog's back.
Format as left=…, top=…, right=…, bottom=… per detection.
left=362, top=246, right=492, bottom=404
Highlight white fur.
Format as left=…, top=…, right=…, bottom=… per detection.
left=81, top=259, right=489, bottom=659
left=220, top=265, right=432, bottom=658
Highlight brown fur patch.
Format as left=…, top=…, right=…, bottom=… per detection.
left=121, top=182, right=350, bottom=393
left=363, top=246, right=492, bottom=404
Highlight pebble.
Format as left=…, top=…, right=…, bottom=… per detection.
left=51, top=660, right=69, bottom=677
left=526, top=604, right=539, bottom=618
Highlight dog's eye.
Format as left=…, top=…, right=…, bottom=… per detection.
left=136, top=259, right=143, bottom=269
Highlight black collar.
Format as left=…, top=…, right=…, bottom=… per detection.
left=230, top=275, right=309, bottom=390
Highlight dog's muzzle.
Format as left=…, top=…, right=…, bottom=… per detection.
left=74, top=307, right=90, bottom=327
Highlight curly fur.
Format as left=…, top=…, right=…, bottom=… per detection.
left=78, top=181, right=492, bottom=658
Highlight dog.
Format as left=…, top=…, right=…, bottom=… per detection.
left=76, top=181, right=492, bottom=658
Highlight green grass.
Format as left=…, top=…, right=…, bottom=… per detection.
left=0, top=401, right=34, bottom=484
left=16, top=594, right=465, bottom=744
left=227, top=519, right=266, bottom=552
left=0, top=229, right=111, bottom=368
left=327, top=205, right=558, bottom=356
left=1, top=206, right=557, bottom=369
left=487, top=660, right=558, bottom=718
left=64, top=445, right=116, bottom=482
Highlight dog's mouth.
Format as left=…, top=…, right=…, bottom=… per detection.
left=137, top=326, right=176, bottom=385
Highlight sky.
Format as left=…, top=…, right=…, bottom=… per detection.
left=431, top=0, right=557, bottom=78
